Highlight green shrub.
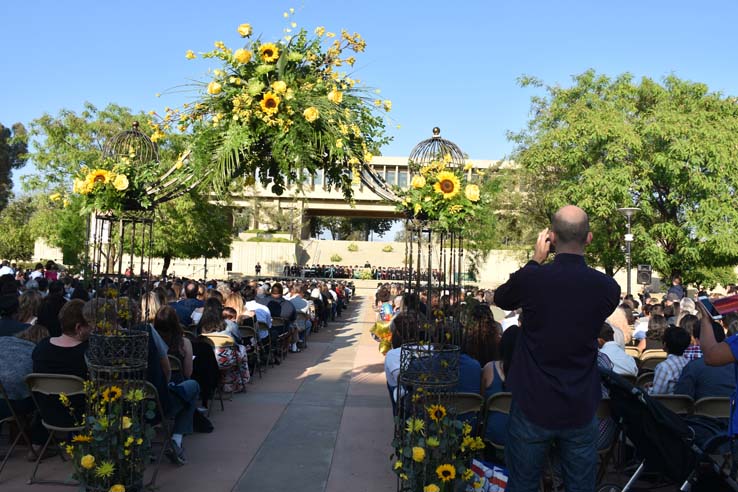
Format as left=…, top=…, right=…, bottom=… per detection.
left=359, top=268, right=373, bottom=279
left=382, top=244, right=394, bottom=252
left=330, top=253, right=342, bottom=262
left=347, top=243, right=359, bottom=252
left=247, top=236, right=297, bottom=243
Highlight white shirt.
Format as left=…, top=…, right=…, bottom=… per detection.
left=600, top=341, right=638, bottom=377
left=384, top=347, right=402, bottom=388
left=0, top=266, right=14, bottom=276
left=29, top=271, right=43, bottom=280
left=245, top=300, right=272, bottom=328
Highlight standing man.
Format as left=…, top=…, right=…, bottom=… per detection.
left=494, top=205, right=620, bottom=492
left=255, top=262, right=262, bottom=276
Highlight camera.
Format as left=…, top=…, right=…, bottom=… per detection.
left=546, top=237, right=555, bottom=254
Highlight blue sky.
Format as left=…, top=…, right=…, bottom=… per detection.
left=3, top=0, right=738, bottom=188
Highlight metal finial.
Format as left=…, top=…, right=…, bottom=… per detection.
left=432, top=127, right=441, bottom=138
left=132, top=121, right=140, bottom=131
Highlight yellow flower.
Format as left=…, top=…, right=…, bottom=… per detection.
left=427, top=404, right=447, bottom=422
left=234, top=48, right=253, bottom=64
left=237, top=23, right=252, bottom=37
left=109, top=485, right=126, bottom=492
left=65, top=444, right=74, bottom=456
left=464, top=161, right=473, bottom=171
left=303, top=106, right=320, bottom=123
left=414, top=203, right=422, bottom=215
left=411, top=175, right=426, bottom=189
left=465, top=184, right=480, bottom=202
left=135, top=438, right=143, bottom=445
left=102, top=386, right=122, bottom=403
left=436, top=464, right=456, bottom=482
left=59, top=393, right=71, bottom=407
left=461, top=435, right=475, bottom=451
left=433, top=171, right=461, bottom=200
left=399, top=473, right=408, bottom=481
left=94, top=460, right=115, bottom=479
left=462, top=422, right=472, bottom=436
left=424, top=485, right=440, bottom=492
left=260, top=92, right=281, bottom=115
left=473, top=481, right=483, bottom=489
left=72, top=434, right=93, bottom=443
left=426, top=436, right=440, bottom=448
left=122, top=416, right=132, bottom=430
left=207, top=81, right=222, bottom=95
left=335, top=139, right=343, bottom=149
left=259, top=43, right=280, bottom=63
left=327, top=89, right=343, bottom=104
left=271, top=80, right=287, bottom=93
left=80, top=454, right=95, bottom=469
left=72, top=178, right=85, bottom=194
left=383, top=100, right=392, bottom=112
left=49, top=192, right=61, bottom=202
left=315, top=26, right=325, bottom=36
left=393, top=460, right=403, bottom=470
left=185, top=50, right=196, bottom=60
left=412, top=446, right=426, bottom=462
left=88, top=169, right=112, bottom=185
left=124, top=436, right=134, bottom=447
left=462, top=468, right=474, bottom=481
left=405, top=417, right=425, bottom=434
left=112, top=174, right=129, bottom=191
left=125, top=388, right=144, bottom=402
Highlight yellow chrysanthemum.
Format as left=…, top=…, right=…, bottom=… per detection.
left=125, top=388, right=144, bottom=402
left=424, top=485, right=440, bottom=492
left=109, top=485, right=126, bottom=492
left=80, top=454, right=95, bottom=470
left=427, top=404, right=447, bottom=422
left=271, top=80, right=287, bottom=93
left=72, top=178, right=85, bottom=194
left=462, top=422, right=472, bottom=436
left=426, top=436, right=440, bottom=448
left=412, top=446, right=426, bottom=462
left=112, top=174, right=129, bottom=191
left=185, top=50, right=196, bottom=60
left=433, top=171, right=460, bottom=200
left=94, top=460, right=115, bottom=479
left=303, top=106, right=320, bottom=123
left=122, top=416, right=132, bottom=429
left=383, top=100, right=392, bottom=112
left=436, top=464, right=456, bottom=482
left=72, top=434, right=93, bottom=443
left=65, top=444, right=74, bottom=456
left=327, top=89, right=343, bottom=104
left=237, top=23, right=252, bottom=37
left=59, top=393, right=71, bottom=407
left=207, top=81, right=222, bottom=95
left=49, top=192, right=61, bottom=202
left=234, top=48, right=253, bottom=64
left=259, top=43, right=280, bottom=63
left=405, top=417, right=425, bottom=434
left=315, top=26, right=325, bottom=36
left=260, top=92, right=281, bottom=115
left=465, top=184, right=480, bottom=202
left=411, top=175, right=426, bottom=189
left=462, top=468, right=474, bottom=481
left=449, top=204, right=463, bottom=214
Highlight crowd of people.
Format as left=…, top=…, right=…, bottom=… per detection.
left=0, top=261, right=353, bottom=467
left=280, top=262, right=445, bottom=282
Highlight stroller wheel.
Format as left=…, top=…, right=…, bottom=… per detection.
left=596, top=484, right=622, bottom=492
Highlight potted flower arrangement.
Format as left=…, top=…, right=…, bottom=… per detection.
left=159, top=14, right=392, bottom=199
left=61, top=382, right=155, bottom=492
left=398, top=156, right=483, bottom=232
left=392, top=403, right=485, bottom=492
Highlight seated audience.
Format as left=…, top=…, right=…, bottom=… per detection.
left=638, top=314, right=668, bottom=352
left=0, top=293, right=29, bottom=336
left=598, top=323, right=638, bottom=377
left=650, top=325, right=691, bottom=395
left=199, top=299, right=250, bottom=393
left=680, top=314, right=703, bottom=361
left=482, top=324, right=520, bottom=446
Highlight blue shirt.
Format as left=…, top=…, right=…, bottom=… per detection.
left=674, top=358, right=736, bottom=400
left=494, top=254, right=620, bottom=429
left=723, top=335, right=738, bottom=436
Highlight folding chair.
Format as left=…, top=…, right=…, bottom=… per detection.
left=25, top=373, right=86, bottom=486
left=143, top=381, right=175, bottom=487
left=198, top=336, right=225, bottom=413
left=638, top=356, right=666, bottom=373
left=0, top=380, right=34, bottom=481
left=203, top=333, right=246, bottom=403
left=651, top=394, right=694, bottom=415
left=239, top=325, right=263, bottom=379
left=271, top=317, right=290, bottom=360
left=624, top=346, right=641, bottom=358
left=694, top=397, right=731, bottom=419
left=168, top=355, right=183, bottom=377
left=635, top=371, right=654, bottom=389
left=257, top=321, right=275, bottom=367
left=296, top=312, right=310, bottom=348
left=446, top=392, right=483, bottom=435
left=480, top=392, right=513, bottom=451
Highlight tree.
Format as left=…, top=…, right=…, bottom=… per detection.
left=28, top=195, right=87, bottom=266
left=0, top=197, right=35, bottom=261
left=25, top=103, right=233, bottom=273
left=0, top=123, right=28, bottom=211
left=314, top=216, right=395, bottom=240
left=510, top=70, right=738, bottom=286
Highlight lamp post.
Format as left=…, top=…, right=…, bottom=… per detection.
left=617, top=207, right=639, bottom=297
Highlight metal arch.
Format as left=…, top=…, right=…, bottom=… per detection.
left=359, top=164, right=400, bottom=202
left=408, top=127, right=465, bottom=173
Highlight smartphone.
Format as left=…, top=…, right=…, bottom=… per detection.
left=698, top=296, right=722, bottom=320
left=546, top=238, right=555, bottom=254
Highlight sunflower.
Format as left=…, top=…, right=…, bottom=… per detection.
left=436, top=464, right=456, bottom=482
left=260, top=92, right=281, bottom=115
left=102, top=386, right=123, bottom=403
left=259, top=43, right=280, bottom=63
left=433, top=171, right=460, bottom=200
left=94, top=460, right=115, bottom=479
left=464, top=183, right=480, bottom=202
left=427, top=404, right=447, bottom=422
left=72, top=434, right=93, bottom=443
left=87, top=169, right=112, bottom=186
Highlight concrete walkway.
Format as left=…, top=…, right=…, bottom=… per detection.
left=0, top=291, right=396, bottom=492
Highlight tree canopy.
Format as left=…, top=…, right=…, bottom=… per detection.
left=510, top=70, right=738, bottom=286
left=0, top=122, right=28, bottom=211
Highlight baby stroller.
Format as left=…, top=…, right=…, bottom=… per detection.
left=597, top=368, right=738, bottom=492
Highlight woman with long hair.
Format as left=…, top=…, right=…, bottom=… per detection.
left=482, top=324, right=520, bottom=446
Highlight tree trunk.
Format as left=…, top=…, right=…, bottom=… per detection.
left=161, top=255, right=171, bottom=278
left=605, top=265, right=614, bottom=277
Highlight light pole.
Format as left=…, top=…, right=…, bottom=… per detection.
left=617, top=207, right=639, bottom=297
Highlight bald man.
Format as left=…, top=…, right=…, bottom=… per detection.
left=494, top=205, right=620, bottom=492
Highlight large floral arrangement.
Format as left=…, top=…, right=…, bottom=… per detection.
left=392, top=403, right=485, bottom=491
left=158, top=13, right=391, bottom=199
left=398, top=156, right=483, bottom=231
left=60, top=382, right=154, bottom=492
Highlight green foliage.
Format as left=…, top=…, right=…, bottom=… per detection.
left=29, top=195, right=87, bottom=266
left=314, top=216, right=394, bottom=240
left=0, top=197, right=35, bottom=261
left=246, top=236, right=296, bottom=243
left=347, top=242, right=359, bottom=252
left=382, top=244, right=394, bottom=252
left=330, top=253, right=342, bottom=263
left=511, top=70, right=738, bottom=284
left=0, top=123, right=28, bottom=211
